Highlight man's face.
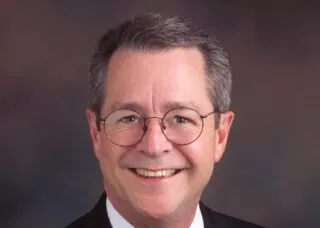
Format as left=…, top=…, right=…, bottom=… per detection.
left=87, top=48, right=234, bottom=219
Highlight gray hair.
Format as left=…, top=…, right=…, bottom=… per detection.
left=88, top=13, right=232, bottom=128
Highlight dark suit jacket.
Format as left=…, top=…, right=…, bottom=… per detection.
left=66, top=193, right=265, bottom=228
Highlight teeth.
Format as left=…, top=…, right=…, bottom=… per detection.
left=135, top=169, right=177, bottom=178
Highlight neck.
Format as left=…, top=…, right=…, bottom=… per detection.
left=106, top=190, right=199, bottom=228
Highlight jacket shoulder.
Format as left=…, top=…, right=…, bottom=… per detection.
left=65, top=193, right=112, bottom=228
left=200, top=202, right=265, bottom=228
left=65, top=212, right=91, bottom=228
left=214, top=211, right=265, bottom=228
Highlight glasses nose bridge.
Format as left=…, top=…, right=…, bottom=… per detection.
left=144, top=116, right=165, bottom=129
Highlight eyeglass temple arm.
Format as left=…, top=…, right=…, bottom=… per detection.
left=200, top=110, right=217, bottom=119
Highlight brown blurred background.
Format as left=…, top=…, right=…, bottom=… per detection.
left=1, top=0, right=319, bottom=227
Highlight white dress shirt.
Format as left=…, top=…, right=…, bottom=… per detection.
left=106, top=197, right=204, bottom=228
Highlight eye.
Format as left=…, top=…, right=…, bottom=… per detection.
left=174, top=115, right=188, bottom=123
left=119, top=115, right=138, bottom=124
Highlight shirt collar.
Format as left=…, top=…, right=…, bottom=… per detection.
left=106, top=197, right=204, bottom=228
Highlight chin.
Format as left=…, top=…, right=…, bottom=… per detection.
left=134, top=197, right=179, bottom=219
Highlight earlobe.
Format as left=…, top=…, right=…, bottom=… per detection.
left=214, top=111, right=235, bottom=162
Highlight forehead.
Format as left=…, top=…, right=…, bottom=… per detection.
left=103, top=47, right=212, bottom=114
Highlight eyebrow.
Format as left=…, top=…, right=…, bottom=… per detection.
left=108, top=101, right=145, bottom=112
left=106, top=101, right=201, bottom=114
left=162, top=101, right=201, bottom=112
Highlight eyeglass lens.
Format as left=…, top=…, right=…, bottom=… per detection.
left=104, top=108, right=204, bottom=146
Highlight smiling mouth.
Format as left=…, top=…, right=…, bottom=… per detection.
left=129, top=168, right=182, bottom=178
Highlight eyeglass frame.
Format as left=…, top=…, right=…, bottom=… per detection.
left=99, top=107, right=220, bottom=147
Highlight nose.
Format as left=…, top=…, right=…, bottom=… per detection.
left=136, top=117, right=172, bottom=157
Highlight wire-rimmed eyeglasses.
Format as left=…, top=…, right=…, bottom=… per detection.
left=99, top=107, right=217, bottom=147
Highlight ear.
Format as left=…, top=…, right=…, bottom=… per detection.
left=86, top=108, right=102, bottom=159
left=214, top=111, right=235, bottom=162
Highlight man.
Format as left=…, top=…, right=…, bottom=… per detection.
left=67, top=13, right=264, bottom=228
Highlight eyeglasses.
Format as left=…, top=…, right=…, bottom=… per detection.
left=99, top=107, right=216, bottom=147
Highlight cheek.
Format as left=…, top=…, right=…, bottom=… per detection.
left=184, top=138, right=215, bottom=169
left=178, top=139, right=215, bottom=195
left=179, top=129, right=216, bottom=171
left=98, top=140, right=124, bottom=179
left=193, top=126, right=216, bottom=162
left=181, top=126, right=216, bottom=179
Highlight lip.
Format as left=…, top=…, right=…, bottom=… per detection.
left=128, top=168, right=184, bottom=183
left=129, top=167, right=183, bottom=171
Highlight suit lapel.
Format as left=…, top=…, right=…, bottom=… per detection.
left=88, top=193, right=228, bottom=228
left=86, top=193, right=113, bottom=228
left=200, top=201, right=228, bottom=228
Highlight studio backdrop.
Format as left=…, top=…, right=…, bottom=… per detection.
left=1, top=1, right=319, bottom=227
